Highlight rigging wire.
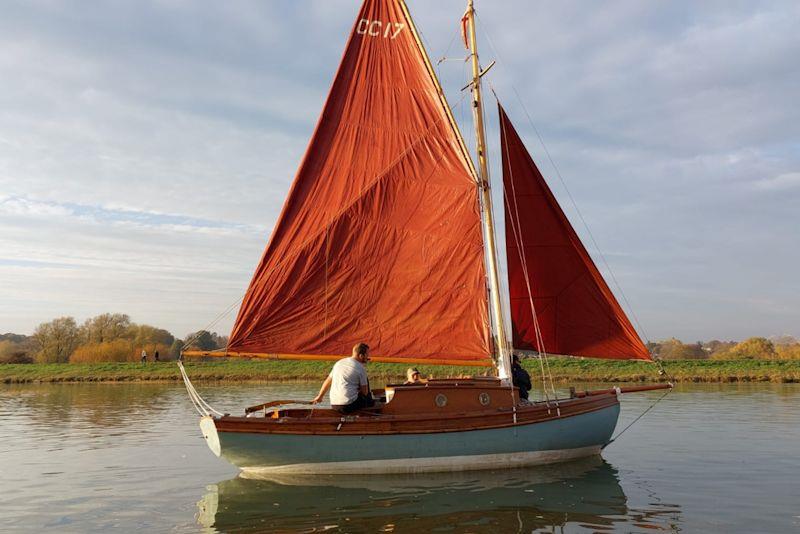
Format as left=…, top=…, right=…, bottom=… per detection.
left=475, top=47, right=514, bottom=377
left=603, top=386, right=672, bottom=448
left=464, top=11, right=672, bottom=429
left=474, top=12, right=651, bottom=346
left=180, top=295, right=243, bottom=352
left=499, top=106, right=557, bottom=399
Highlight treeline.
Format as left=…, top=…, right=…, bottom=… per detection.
left=2, top=315, right=799, bottom=363
left=647, top=336, right=800, bottom=360
left=0, top=313, right=227, bottom=364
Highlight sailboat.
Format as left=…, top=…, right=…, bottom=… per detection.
left=180, top=0, right=671, bottom=475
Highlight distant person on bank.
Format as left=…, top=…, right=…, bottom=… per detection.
left=511, top=353, right=532, bottom=400
left=140, top=349, right=147, bottom=363
left=311, top=342, right=375, bottom=413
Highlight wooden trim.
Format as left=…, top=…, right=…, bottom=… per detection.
left=181, top=350, right=493, bottom=367
left=245, top=400, right=313, bottom=415
left=571, top=383, right=673, bottom=398
left=213, top=393, right=619, bottom=436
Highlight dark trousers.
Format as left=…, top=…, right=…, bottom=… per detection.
left=332, top=393, right=374, bottom=414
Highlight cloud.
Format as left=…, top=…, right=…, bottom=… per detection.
left=0, top=0, right=798, bottom=341
left=0, top=197, right=73, bottom=217
left=753, top=172, right=800, bottom=191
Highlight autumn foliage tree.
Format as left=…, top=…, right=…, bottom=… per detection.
left=652, top=338, right=707, bottom=360
left=32, top=317, right=81, bottom=363
left=711, top=337, right=777, bottom=360
left=81, top=313, right=132, bottom=344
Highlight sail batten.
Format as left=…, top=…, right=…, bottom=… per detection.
left=499, top=104, right=651, bottom=361
left=228, top=0, right=491, bottom=362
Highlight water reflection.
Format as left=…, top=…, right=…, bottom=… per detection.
left=1, top=382, right=176, bottom=430
left=197, top=457, right=681, bottom=533
left=5, top=382, right=797, bottom=531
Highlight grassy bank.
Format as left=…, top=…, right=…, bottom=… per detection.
left=1, top=358, right=798, bottom=384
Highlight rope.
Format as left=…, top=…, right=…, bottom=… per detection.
left=498, top=106, right=557, bottom=399
left=180, top=295, right=243, bottom=352
left=181, top=371, right=206, bottom=417
left=179, top=364, right=208, bottom=415
left=603, top=386, right=672, bottom=448
left=177, top=361, right=224, bottom=417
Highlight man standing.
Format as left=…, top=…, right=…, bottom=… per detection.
left=312, top=342, right=374, bottom=413
left=140, top=349, right=147, bottom=363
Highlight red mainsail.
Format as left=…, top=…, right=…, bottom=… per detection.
left=228, top=0, right=491, bottom=361
left=500, top=105, right=650, bottom=361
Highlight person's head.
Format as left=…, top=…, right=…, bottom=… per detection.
left=406, top=367, right=420, bottom=383
left=512, top=353, right=521, bottom=365
left=352, top=342, right=370, bottom=363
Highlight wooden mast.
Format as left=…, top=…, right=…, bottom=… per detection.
left=465, top=0, right=511, bottom=380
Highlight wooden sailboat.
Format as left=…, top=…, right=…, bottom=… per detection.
left=181, top=0, right=670, bottom=475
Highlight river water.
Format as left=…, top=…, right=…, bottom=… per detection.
left=0, top=381, right=798, bottom=533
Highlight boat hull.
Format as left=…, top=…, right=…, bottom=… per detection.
left=202, top=400, right=620, bottom=474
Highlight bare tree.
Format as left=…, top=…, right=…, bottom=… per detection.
left=33, top=317, right=81, bottom=363
left=80, top=313, right=132, bottom=343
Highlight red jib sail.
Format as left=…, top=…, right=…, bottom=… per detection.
left=228, top=0, right=490, bottom=361
left=500, top=105, right=650, bottom=360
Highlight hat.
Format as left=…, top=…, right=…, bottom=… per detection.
left=406, top=367, right=420, bottom=379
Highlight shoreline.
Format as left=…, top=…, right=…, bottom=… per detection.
left=1, top=358, right=798, bottom=384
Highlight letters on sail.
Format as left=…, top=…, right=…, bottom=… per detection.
left=227, top=0, right=491, bottom=362
left=500, top=104, right=651, bottom=361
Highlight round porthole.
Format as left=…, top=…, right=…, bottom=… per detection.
left=479, top=392, right=491, bottom=406
left=435, top=393, right=448, bottom=407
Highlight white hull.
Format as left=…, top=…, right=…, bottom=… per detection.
left=239, top=444, right=603, bottom=476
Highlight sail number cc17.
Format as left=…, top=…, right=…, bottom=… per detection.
left=356, top=19, right=405, bottom=39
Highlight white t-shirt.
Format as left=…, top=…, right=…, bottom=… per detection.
left=328, top=357, right=368, bottom=405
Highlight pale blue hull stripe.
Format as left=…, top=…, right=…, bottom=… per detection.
left=218, top=403, right=620, bottom=469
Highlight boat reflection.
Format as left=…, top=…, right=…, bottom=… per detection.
left=197, top=457, right=681, bottom=532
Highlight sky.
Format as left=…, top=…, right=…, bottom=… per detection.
left=1, top=0, right=798, bottom=342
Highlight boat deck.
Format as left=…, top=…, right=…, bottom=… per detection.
left=215, top=380, right=620, bottom=436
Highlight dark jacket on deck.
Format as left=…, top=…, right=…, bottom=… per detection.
left=512, top=362, right=532, bottom=400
